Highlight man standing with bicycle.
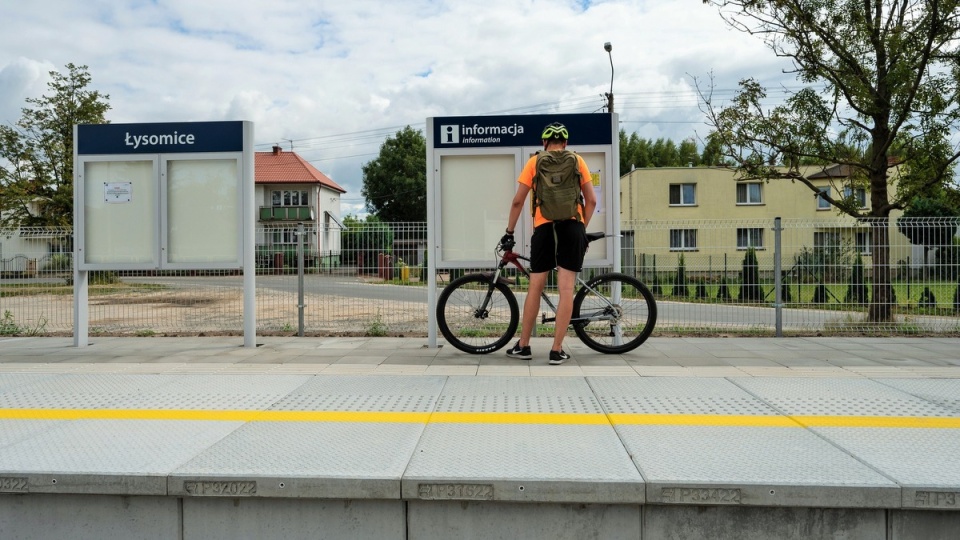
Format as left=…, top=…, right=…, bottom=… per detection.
left=500, top=122, right=597, bottom=365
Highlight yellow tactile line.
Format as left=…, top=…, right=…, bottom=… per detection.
left=2, top=408, right=960, bottom=429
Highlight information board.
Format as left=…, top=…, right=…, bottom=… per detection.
left=74, top=121, right=251, bottom=270
left=427, top=113, right=618, bottom=268
left=81, top=158, right=158, bottom=266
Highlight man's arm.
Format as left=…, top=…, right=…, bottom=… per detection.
left=579, top=159, right=597, bottom=227
left=506, top=183, right=531, bottom=232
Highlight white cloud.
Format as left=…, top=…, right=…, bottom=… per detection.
left=0, top=58, right=56, bottom=124
left=0, top=0, right=888, bottom=202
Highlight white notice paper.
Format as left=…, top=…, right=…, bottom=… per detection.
left=104, top=181, right=133, bottom=203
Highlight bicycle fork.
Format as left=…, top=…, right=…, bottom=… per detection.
left=475, top=264, right=513, bottom=319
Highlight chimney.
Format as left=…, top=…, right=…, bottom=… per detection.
left=272, top=145, right=282, bottom=155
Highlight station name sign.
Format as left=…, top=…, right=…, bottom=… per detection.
left=432, top=113, right=613, bottom=148
left=77, top=121, right=244, bottom=155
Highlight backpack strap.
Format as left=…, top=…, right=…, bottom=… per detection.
left=532, top=151, right=543, bottom=217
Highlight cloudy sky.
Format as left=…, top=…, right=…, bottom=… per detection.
left=1, top=0, right=804, bottom=215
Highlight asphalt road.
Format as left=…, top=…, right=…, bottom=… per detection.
left=117, top=273, right=959, bottom=332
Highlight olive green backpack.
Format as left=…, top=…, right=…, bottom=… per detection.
left=533, top=150, right=584, bottom=221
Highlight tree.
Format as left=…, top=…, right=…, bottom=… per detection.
left=699, top=1, right=960, bottom=323
left=897, top=196, right=958, bottom=283
left=738, top=247, right=764, bottom=302
left=699, top=133, right=728, bottom=166
left=678, top=138, right=700, bottom=167
left=340, top=214, right=394, bottom=270
left=361, top=126, right=426, bottom=222
left=0, top=64, right=110, bottom=229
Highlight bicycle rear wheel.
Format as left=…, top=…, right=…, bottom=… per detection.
left=436, top=273, right=519, bottom=354
left=572, top=273, right=657, bottom=354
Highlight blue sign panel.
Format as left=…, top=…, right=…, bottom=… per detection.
left=432, top=113, right=612, bottom=148
left=77, top=121, right=244, bottom=155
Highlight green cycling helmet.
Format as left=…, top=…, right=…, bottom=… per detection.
left=541, top=122, right=569, bottom=141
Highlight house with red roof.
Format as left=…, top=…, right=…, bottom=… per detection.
left=255, top=146, right=346, bottom=263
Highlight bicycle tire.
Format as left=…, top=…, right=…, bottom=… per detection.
left=572, top=273, right=657, bottom=354
left=436, top=273, right=519, bottom=354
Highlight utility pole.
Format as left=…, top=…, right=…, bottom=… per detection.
left=604, top=42, right=614, bottom=113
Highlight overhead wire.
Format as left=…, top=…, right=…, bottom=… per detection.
left=257, top=83, right=818, bottom=195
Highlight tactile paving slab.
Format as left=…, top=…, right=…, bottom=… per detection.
left=589, top=377, right=900, bottom=508
left=730, top=378, right=960, bottom=509
left=875, top=378, right=960, bottom=414
left=402, top=376, right=644, bottom=504
left=0, top=419, right=244, bottom=495
left=811, top=427, right=960, bottom=509
left=271, top=374, right=445, bottom=412
left=730, top=377, right=959, bottom=418
left=588, top=376, right=783, bottom=416
left=170, top=375, right=448, bottom=499
left=0, top=373, right=315, bottom=410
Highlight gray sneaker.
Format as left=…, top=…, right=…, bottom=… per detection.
left=548, top=349, right=570, bottom=365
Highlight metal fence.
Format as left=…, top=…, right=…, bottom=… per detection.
left=1, top=218, right=958, bottom=338
left=621, top=217, right=960, bottom=335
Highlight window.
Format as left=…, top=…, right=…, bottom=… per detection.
left=814, top=231, right=841, bottom=249
left=272, top=228, right=297, bottom=245
left=856, top=230, right=872, bottom=254
left=272, top=190, right=309, bottom=206
left=844, top=186, right=867, bottom=209
left=737, top=228, right=764, bottom=250
left=817, top=187, right=831, bottom=210
left=669, top=183, right=696, bottom=206
left=736, top=183, right=763, bottom=204
left=669, top=229, right=697, bottom=251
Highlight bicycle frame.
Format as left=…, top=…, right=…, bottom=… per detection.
left=483, top=247, right=622, bottom=328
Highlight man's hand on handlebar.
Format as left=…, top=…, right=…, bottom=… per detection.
left=499, top=231, right=515, bottom=251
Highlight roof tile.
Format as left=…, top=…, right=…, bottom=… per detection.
left=255, top=149, right=346, bottom=193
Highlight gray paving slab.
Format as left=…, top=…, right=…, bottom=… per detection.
left=730, top=377, right=958, bottom=417
left=170, top=375, right=447, bottom=499
left=588, top=377, right=900, bottom=508
left=402, top=376, right=644, bottom=504
left=0, top=419, right=244, bottom=495
left=0, top=336, right=959, bottom=511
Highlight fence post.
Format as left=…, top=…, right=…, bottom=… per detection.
left=297, top=222, right=305, bottom=337
left=773, top=217, right=783, bottom=337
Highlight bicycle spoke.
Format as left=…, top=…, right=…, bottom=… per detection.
left=437, top=274, right=519, bottom=354
left=573, top=273, right=656, bottom=354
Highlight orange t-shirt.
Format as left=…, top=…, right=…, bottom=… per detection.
left=518, top=152, right=593, bottom=227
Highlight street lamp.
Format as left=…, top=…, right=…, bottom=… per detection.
left=604, top=42, right=614, bottom=113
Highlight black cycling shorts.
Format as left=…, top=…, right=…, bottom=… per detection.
left=529, top=220, right=587, bottom=273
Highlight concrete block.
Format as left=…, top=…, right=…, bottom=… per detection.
left=407, top=500, right=640, bottom=540
left=0, top=494, right=178, bottom=540
left=890, top=509, right=960, bottom=540
left=642, top=505, right=885, bottom=540
left=182, top=497, right=405, bottom=540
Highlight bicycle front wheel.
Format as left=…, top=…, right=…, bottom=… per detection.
left=436, top=273, right=519, bottom=354
left=572, top=273, right=657, bottom=354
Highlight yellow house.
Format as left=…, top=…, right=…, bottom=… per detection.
left=618, top=164, right=912, bottom=277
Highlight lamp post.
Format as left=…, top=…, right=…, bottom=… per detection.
left=604, top=42, right=614, bottom=113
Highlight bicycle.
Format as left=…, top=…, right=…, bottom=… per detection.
left=436, top=232, right=657, bottom=355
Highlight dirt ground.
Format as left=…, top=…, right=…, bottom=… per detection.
left=4, top=289, right=428, bottom=337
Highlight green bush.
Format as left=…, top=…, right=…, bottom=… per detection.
left=672, top=254, right=689, bottom=297
left=738, top=248, right=764, bottom=302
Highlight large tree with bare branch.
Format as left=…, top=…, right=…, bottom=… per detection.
left=699, top=0, right=960, bottom=323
